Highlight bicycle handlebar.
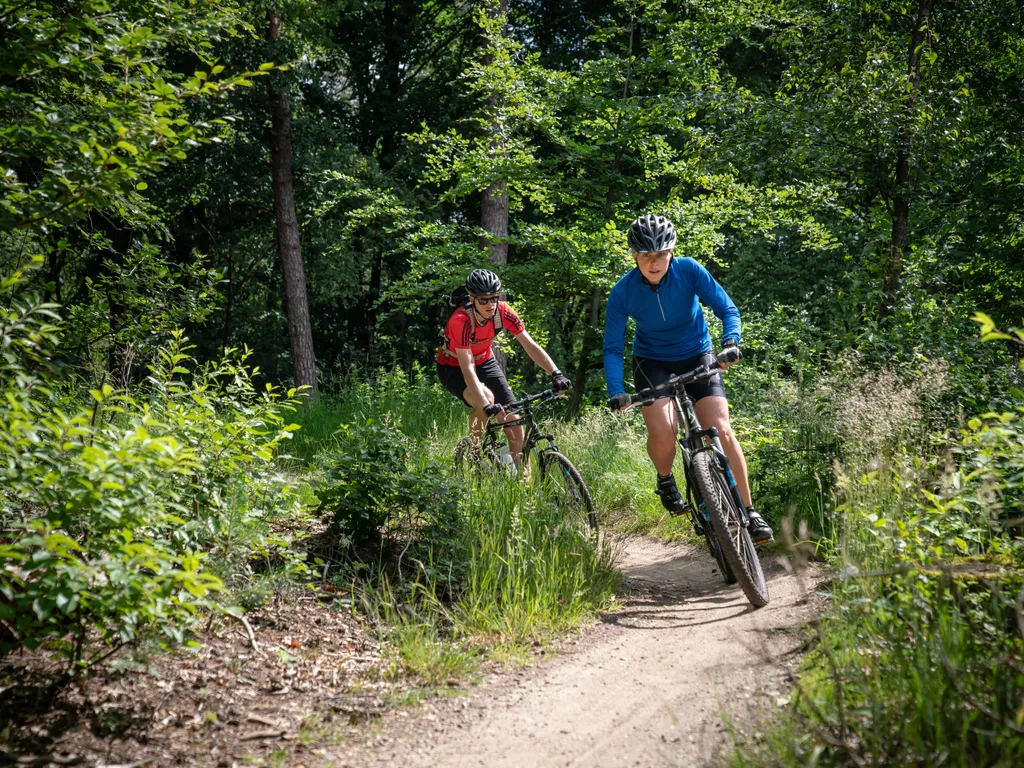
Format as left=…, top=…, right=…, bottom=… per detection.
left=627, top=347, right=741, bottom=407
left=488, top=388, right=561, bottom=418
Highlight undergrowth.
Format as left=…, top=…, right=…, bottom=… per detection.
left=727, top=328, right=1024, bottom=767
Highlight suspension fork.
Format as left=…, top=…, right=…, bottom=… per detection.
left=676, top=394, right=749, bottom=527
left=523, top=408, right=557, bottom=478
left=704, top=430, right=750, bottom=526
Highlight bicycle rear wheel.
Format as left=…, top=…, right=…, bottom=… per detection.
left=691, top=451, right=768, bottom=607
left=536, top=450, right=598, bottom=533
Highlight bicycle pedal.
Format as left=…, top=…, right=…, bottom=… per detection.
left=669, top=501, right=694, bottom=518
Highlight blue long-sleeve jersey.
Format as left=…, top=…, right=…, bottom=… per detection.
left=602, top=257, right=741, bottom=397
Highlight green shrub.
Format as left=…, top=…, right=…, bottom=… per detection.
left=0, top=265, right=310, bottom=669
left=315, top=419, right=462, bottom=556
left=729, top=326, right=1024, bottom=767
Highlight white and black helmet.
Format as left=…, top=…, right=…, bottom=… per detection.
left=465, top=268, right=501, bottom=296
left=627, top=214, right=677, bottom=253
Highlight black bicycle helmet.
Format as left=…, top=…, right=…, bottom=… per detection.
left=465, top=268, right=501, bottom=296
left=627, top=214, right=677, bottom=253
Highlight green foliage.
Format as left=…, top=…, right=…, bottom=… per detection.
left=455, top=476, right=620, bottom=641
left=315, top=419, right=461, bottom=552
left=0, top=265, right=310, bottom=668
left=0, top=0, right=259, bottom=230
left=730, top=314, right=1024, bottom=766
left=733, top=576, right=1024, bottom=768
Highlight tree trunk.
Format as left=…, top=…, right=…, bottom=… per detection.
left=568, top=289, right=602, bottom=417
left=97, top=216, right=133, bottom=386
left=567, top=149, right=622, bottom=417
left=223, top=249, right=234, bottom=349
left=267, top=7, right=318, bottom=400
left=366, top=250, right=382, bottom=372
left=884, top=0, right=935, bottom=313
left=479, top=0, right=509, bottom=265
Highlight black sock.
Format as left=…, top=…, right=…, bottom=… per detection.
left=657, top=472, right=673, bottom=482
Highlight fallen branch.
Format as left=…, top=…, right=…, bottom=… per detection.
left=1, top=752, right=85, bottom=766
left=238, top=729, right=286, bottom=742
left=246, top=714, right=282, bottom=728
left=229, top=612, right=258, bottom=651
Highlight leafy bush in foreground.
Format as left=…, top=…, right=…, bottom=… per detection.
left=0, top=266, right=308, bottom=669
left=729, top=329, right=1024, bottom=768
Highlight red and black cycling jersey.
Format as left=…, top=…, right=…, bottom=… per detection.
left=436, top=302, right=525, bottom=366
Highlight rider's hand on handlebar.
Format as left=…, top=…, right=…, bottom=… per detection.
left=606, top=392, right=631, bottom=412
left=717, top=342, right=742, bottom=370
left=550, top=369, right=572, bottom=394
left=483, top=403, right=504, bottom=417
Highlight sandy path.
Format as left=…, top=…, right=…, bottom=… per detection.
left=339, top=535, right=820, bottom=768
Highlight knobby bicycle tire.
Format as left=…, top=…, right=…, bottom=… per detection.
left=687, top=468, right=736, bottom=584
left=453, top=435, right=508, bottom=480
left=691, top=451, right=769, bottom=608
left=538, top=451, right=598, bottom=533
left=705, top=527, right=737, bottom=585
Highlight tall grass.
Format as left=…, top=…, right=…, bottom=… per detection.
left=727, top=360, right=1024, bottom=768
left=287, top=366, right=465, bottom=464
left=456, top=475, right=620, bottom=640
left=359, top=473, right=619, bottom=683
left=301, top=369, right=625, bottom=683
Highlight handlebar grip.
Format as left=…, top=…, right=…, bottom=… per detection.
left=717, top=346, right=742, bottom=365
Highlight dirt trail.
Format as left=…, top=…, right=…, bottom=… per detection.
left=340, top=535, right=821, bottom=768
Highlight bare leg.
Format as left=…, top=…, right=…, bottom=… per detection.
left=465, top=385, right=495, bottom=441
left=694, top=396, right=752, bottom=508
left=501, top=417, right=524, bottom=463
left=641, top=398, right=679, bottom=476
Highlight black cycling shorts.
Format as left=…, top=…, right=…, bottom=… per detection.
left=632, top=352, right=726, bottom=403
left=437, top=357, right=516, bottom=408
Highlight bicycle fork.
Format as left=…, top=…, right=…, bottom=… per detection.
left=686, top=428, right=751, bottom=529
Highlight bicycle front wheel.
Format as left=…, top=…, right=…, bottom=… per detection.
left=537, top=451, right=598, bottom=533
left=454, top=435, right=504, bottom=479
left=691, top=451, right=769, bottom=607
left=706, top=527, right=737, bottom=585
left=686, top=467, right=736, bottom=584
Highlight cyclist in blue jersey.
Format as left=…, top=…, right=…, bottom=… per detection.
left=604, top=214, right=773, bottom=544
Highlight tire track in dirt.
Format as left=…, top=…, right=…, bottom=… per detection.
left=339, top=535, right=822, bottom=768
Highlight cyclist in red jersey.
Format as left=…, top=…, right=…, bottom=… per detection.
left=437, top=269, right=571, bottom=464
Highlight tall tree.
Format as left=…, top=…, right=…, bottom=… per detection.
left=267, top=6, right=317, bottom=399
left=479, top=0, right=510, bottom=265
left=884, top=0, right=936, bottom=312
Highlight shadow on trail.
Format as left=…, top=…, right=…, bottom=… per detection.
left=600, top=602, right=755, bottom=630
left=601, top=537, right=789, bottom=631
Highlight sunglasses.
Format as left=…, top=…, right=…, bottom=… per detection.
left=474, top=295, right=500, bottom=305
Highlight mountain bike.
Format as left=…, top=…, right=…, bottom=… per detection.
left=453, top=389, right=597, bottom=534
left=621, top=348, right=769, bottom=608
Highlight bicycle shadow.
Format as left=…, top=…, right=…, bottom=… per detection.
left=600, top=535, right=787, bottom=630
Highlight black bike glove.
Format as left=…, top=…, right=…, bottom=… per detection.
left=483, top=403, right=504, bottom=417
left=607, top=393, right=631, bottom=412
left=550, top=369, right=572, bottom=393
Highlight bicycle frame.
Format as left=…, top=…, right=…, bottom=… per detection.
left=643, top=369, right=751, bottom=531
left=478, top=390, right=562, bottom=472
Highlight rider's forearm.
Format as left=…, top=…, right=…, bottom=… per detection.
left=602, top=349, right=626, bottom=397
left=518, top=333, right=558, bottom=373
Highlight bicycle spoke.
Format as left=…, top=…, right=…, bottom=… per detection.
left=693, top=451, right=768, bottom=608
